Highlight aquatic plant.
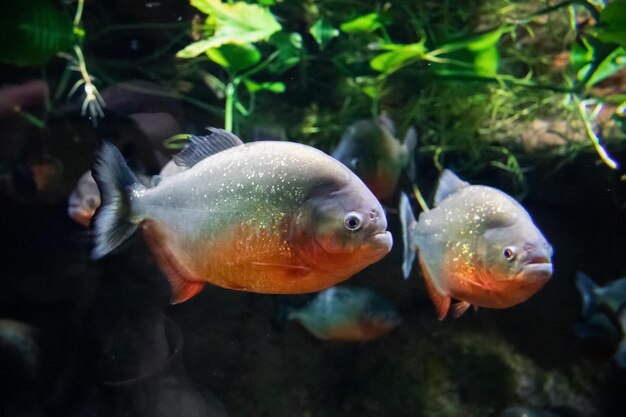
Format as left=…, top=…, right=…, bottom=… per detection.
left=177, top=0, right=298, bottom=132
left=0, top=0, right=104, bottom=125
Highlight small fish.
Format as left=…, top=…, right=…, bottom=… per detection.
left=68, top=171, right=101, bottom=227
left=68, top=167, right=171, bottom=228
left=575, top=271, right=626, bottom=318
left=91, top=128, right=392, bottom=303
left=277, top=286, right=401, bottom=341
left=0, top=319, right=40, bottom=380
left=400, top=169, right=553, bottom=320
left=331, top=113, right=417, bottom=201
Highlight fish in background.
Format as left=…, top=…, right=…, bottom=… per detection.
left=399, top=169, right=553, bottom=320
left=331, top=113, right=417, bottom=202
left=575, top=271, right=626, bottom=318
left=90, top=128, right=392, bottom=303
left=574, top=272, right=626, bottom=368
left=275, top=286, right=401, bottom=341
left=0, top=319, right=44, bottom=416
left=68, top=160, right=184, bottom=227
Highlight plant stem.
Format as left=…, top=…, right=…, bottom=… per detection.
left=573, top=95, right=619, bottom=169
left=224, top=82, right=235, bottom=132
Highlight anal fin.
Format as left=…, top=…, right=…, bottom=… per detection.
left=419, top=257, right=450, bottom=320
left=142, top=220, right=205, bottom=304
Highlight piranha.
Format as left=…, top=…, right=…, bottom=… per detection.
left=276, top=286, right=401, bottom=341
left=575, top=272, right=626, bottom=318
left=91, top=128, right=393, bottom=303
left=399, top=169, right=553, bottom=320
left=331, top=114, right=417, bottom=202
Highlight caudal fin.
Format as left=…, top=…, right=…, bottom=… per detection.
left=399, top=192, right=417, bottom=279
left=403, top=126, right=418, bottom=183
left=91, top=142, right=143, bottom=259
left=575, top=271, right=598, bottom=319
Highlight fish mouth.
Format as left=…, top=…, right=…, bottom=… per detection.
left=369, top=231, right=393, bottom=255
left=518, top=257, right=553, bottom=281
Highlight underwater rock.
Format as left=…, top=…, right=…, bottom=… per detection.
left=519, top=119, right=585, bottom=153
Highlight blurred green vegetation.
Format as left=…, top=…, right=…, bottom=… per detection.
left=3, top=0, right=625, bottom=190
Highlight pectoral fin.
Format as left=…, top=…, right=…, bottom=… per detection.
left=251, top=262, right=312, bottom=278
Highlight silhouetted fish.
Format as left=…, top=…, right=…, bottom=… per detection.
left=332, top=114, right=416, bottom=201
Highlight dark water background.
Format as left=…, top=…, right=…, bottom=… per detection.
left=1, top=1, right=626, bottom=416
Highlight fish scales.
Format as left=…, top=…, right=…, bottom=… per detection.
left=400, top=169, right=553, bottom=319
left=91, top=131, right=393, bottom=302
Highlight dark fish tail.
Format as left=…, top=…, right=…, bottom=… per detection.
left=91, top=141, right=143, bottom=259
left=272, top=299, right=294, bottom=333
left=403, top=126, right=418, bottom=182
left=575, top=271, right=598, bottom=319
left=399, top=192, right=417, bottom=279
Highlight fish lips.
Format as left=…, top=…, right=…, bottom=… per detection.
left=517, top=257, right=553, bottom=282
left=370, top=231, right=393, bottom=257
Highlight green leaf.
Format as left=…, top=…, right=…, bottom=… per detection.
left=570, top=37, right=594, bottom=70
left=268, top=32, right=302, bottom=73
left=437, top=27, right=508, bottom=54
left=340, top=13, right=382, bottom=33
left=370, top=41, right=427, bottom=73
left=0, top=0, right=74, bottom=66
left=177, top=0, right=281, bottom=59
left=206, top=43, right=261, bottom=73
left=310, top=19, right=339, bottom=50
left=585, top=46, right=626, bottom=87
left=243, top=79, right=285, bottom=93
left=472, top=46, right=499, bottom=76
left=596, top=0, right=626, bottom=47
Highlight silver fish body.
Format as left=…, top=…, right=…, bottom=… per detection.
left=400, top=169, right=553, bottom=319
left=91, top=130, right=393, bottom=303
left=285, top=286, right=401, bottom=341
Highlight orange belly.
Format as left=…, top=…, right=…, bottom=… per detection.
left=142, top=220, right=348, bottom=302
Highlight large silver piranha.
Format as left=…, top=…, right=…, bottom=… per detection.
left=90, top=128, right=393, bottom=303
left=400, top=169, right=553, bottom=320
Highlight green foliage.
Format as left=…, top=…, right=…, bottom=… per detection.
left=340, top=13, right=384, bottom=33
left=0, top=0, right=74, bottom=66
left=310, top=19, right=339, bottom=50
left=370, top=41, right=427, bottom=74
left=176, top=0, right=281, bottom=59
left=267, top=32, right=302, bottom=73
left=206, top=43, right=261, bottom=73
left=594, top=0, right=626, bottom=47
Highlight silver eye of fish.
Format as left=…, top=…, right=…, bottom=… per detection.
left=503, top=247, right=516, bottom=261
left=344, top=213, right=362, bottom=231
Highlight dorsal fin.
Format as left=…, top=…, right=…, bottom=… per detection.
left=434, top=169, right=469, bottom=206
left=173, top=127, right=244, bottom=168
left=378, top=111, right=396, bottom=136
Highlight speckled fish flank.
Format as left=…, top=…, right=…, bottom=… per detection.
left=400, top=169, right=553, bottom=320
left=91, top=129, right=393, bottom=303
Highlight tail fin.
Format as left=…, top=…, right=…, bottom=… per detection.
left=272, top=298, right=294, bottom=333
left=575, top=271, right=598, bottom=319
left=403, top=126, right=418, bottom=183
left=91, top=142, right=143, bottom=259
left=399, top=192, right=417, bottom=279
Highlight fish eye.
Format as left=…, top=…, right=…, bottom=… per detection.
left=503, top=247, right=516, bottom=261
left=344, top=213, right=362, bottom=231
